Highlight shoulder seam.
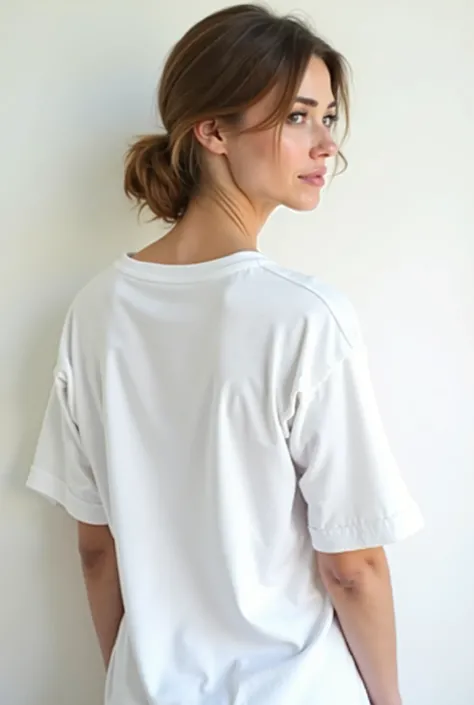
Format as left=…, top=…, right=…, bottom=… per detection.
left=304, top=341, right=368, bottom=399
left=258, top=262, right=354, bottom=348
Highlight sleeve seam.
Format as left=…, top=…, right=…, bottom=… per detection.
left=259, top=264, right=357, bottom=348
left=310, top=507, right=419, bottom=535
left=297, top=342, right=368, bottom=401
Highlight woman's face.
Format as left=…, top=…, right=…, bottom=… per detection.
left=224, top=56, right=340, bottom=216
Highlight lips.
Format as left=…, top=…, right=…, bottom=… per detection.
left=298, top=167, right=327, bottom=188
left=299, top=167, right=327, bottom=179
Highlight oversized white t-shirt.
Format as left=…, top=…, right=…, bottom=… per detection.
left=27, top=250, right=423, bottom=705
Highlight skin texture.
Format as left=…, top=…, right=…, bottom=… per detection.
left=317, top=549, right=402, bottom=705
left=78, top=522, right=123, bottom=668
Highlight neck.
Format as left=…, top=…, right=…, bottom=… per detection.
left=135, top=189, right=274, bottom=266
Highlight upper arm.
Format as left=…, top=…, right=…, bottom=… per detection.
left=77, top=521, right=115, bottom=565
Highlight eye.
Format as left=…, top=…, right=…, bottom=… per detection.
left=323, top=113, right=339, bottom=129
left=287, top=110, right=308, bottom=125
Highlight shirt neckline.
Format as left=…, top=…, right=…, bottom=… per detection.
left=116, top=249, right=267, bottom=283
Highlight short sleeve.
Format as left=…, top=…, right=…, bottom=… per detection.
left=289, top=342, right=423, bottom=553
left=26, top=363, right=108, bottom=525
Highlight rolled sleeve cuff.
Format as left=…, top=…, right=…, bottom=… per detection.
left=26, top=466, right=108, bottom=525
left=309, top=503, right=424, bottom=553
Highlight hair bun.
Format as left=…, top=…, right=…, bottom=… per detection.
left=123, top=132, right=189, bottom=224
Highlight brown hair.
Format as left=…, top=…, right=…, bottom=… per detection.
left=123, top=3, right=351, bottom=224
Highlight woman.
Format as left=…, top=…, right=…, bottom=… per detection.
left=27, top=4, right=423, bottom=705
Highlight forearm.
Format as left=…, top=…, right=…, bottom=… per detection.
left=324, top=553, right=401, bottom=705
left=80, top=549, right=124, bottom=668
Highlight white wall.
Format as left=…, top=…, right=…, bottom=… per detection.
left=1, top=1, right=473, bottom=703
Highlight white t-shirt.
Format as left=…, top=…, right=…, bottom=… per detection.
left=27, top=250, right=423, bottom=705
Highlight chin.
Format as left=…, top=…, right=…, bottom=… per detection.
left=285, top=193, right=321, bottom=212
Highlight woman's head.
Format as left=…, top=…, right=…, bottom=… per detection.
left=124, top=3, right=351, bottom=224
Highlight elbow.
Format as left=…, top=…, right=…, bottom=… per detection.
left=330, top=565, right=372, bottom=591
left=79, top=546, right=110, bottom=573
left=317, top=546, right=388, bottom=592
left=77, top=521, right=115, bottom=573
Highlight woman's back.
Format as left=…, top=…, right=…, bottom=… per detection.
left=30, top=248, right=420, bottom=702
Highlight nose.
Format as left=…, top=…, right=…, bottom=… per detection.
left=310, top=126, right=338, bottom=159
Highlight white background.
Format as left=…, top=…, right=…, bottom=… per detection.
left=1, top=1, right=473, bottom=703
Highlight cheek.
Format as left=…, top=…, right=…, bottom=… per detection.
left=246, top=133, right=276, bottom=164
left=279, top=132, right=307, bottom=169
left=231, top=134, right=277, bottom=184
left=247, top=133, right=302, bottom=185
left=229, top=130, right=305, bottom=194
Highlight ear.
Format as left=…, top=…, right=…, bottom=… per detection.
left=193, top=119, right=228, bottom=156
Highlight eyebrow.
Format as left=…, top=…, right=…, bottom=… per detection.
left=295, top=96, right=337, bottom=109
